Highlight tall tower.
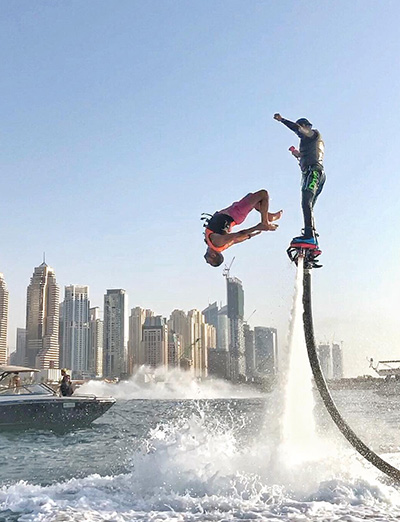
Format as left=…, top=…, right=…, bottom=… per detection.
left=89, top=307, right=103, bottom=377
left=128, top=307, right=153, bottom=370
left=142, top=315, right=168, bottom=368
left=26, top=261, right=60, bottom=369
left=168, top=309, right=190, bottom=350
left=60, top=285, right=90, bottom=375
left=11, top=328, right=27, bottom=366
left=317, top=343, right=332, bottom=379
left=187, top=309, right=212, bottom=379
left=0, top=273, right=9, bottom=365
left=254, top=327, right=278, bottom=375
left=103, top=289, right=128, bottom=378
left=243, top=323, right=255, bottom=378
left=332, top=343, right=344, bottom=379
left=226, top=276, right=245, bottom=380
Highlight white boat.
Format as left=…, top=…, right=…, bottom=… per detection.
left=0, top=366, right=115, bottom=430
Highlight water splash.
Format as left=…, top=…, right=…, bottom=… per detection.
left=79, top=367, right=264, bottom=400
left=281, top=257, right=317, bottom=459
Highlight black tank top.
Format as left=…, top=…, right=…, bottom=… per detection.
left=206, top=213, right=234, bottom=234
left=299, top=130, right=324, bottom=170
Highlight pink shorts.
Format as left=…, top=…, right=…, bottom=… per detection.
left=219, top=193, right=256, bottom=225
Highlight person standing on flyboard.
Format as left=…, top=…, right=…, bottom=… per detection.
left=274, top=113, right=326, bottom=243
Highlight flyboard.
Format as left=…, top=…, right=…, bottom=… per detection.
left=287, top=236, right=400, bottom=482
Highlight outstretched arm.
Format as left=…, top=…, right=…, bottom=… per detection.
left=274, top=113, right=315, bottom=138
left=209, top=223, right=273, bottom=248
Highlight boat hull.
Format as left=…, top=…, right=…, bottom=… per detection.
left=0, top=397, right=115, bottom=430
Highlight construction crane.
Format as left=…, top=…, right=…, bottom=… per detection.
left=244, top=309, right=257, bottom=324
left=179, top=337, right=201, bottom=370
left=222, top=257, right=235, bottom=279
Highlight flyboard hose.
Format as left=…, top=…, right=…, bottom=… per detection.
left=302, top=267, right=400, bottom=482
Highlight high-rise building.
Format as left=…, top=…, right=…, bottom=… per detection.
left=217, top=305, right=229, bottom=352
left=26, top=262, right=60, bottom=369
left=332, top=343, right=344, bottom=379
left=10, top=328, right=26, bottom=366
left=168, top=309, right=191, bottom=369
left=60, top=285, right=90, bottom=376
left=318, top=343, right=332, bottom=379
left=142, top=315, right=168, bottom=368
left=128, top=307, right=153, bottom=370
left=0, top=273, right=9, bottom=365
left=168, top=331, right=182, bottom=367
left=188, top=309, right=212, bottom=379
left=226, top=277, right=245, bottom=380
left=89, top=307, right=103, bottom=377
left=103, top=289, right=128, bottom=379
left=244, top=323, right=255, bottom=378
left=168, top=310, right=190, bottom=350
left=202, top=302, right=219, bottom=329
left=254, top=327, right=278, bottom=376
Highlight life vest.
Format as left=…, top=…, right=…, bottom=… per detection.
left=205, top=221, right=236, bottom=252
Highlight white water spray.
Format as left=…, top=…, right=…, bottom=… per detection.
left=281, top=258, right=318, bottom=461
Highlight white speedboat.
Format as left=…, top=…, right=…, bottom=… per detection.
left=0, top=366, right=115, bottom=430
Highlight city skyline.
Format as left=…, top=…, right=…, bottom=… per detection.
left=2, top=259, right=286, bottom=382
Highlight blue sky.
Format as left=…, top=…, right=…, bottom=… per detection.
left=2, top=0, right=400, bottom=376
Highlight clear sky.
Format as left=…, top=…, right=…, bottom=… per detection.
left=2, top=0, right=400, bottom=376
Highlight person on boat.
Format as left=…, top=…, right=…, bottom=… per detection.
left=59, top=369, right=74, bottom=397
left=202, top=189, right=283, bottom=267
left=273, top=113, right=325, bottom=241
left=8, top=372, right=21, bottom=392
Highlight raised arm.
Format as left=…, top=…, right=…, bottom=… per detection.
left=274, top=113, right=315, bottom=138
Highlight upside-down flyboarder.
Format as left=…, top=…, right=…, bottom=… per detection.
left=274, top=113, right=326, bottom=268
left=202, top=190, right=283, bottom=267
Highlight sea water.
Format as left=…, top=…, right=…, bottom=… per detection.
left=2, top=385, right=400, bottom=520
left=3, top=274, right=400, bottom=521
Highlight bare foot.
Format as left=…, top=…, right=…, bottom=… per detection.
left=258, top=222, right=278, bottom=231
left=268, top=210, right=283, bottom=222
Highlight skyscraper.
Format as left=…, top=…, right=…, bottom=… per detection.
left=60, top=285, right=90, bottom=375
left=142, top=315, right=168, bottom=368
left=188, top=309, right=211, bottom=379
left=317, top=343, right=332, bottom=379
left=128, top=307, right=153, bottom=370
left=168, top=309, right=191, bottom=369
left=254, top=327, right=278, bottom=376
left=244, top=323, right=255, bottom=378
left=0, top=273, right=9, bottom=365
left=168, top=309, right=190, bottom=350
left=226, top=276, right=245, bottom=380
left=202, top=302, right=219, bottom=329
left=10, top=328, right=26, bottom=366
left=103, top=289, right=128, bottom=378
left=26, top=262, right=60, bottom=369
left=217, top=305, right=229, bottom=352
left=332, top=343, right=344, bottom=379
left=89, top=307, right=103, bottom=377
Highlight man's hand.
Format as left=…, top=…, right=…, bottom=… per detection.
left=289, top=146, right=301, bottom=159
left=273, top=113, right=283, bottom=122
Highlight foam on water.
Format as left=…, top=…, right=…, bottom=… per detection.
left=3, top=268, right=400, bottom=520
left=2, top=400, right=400, bottom=521
left=78, top=367, right=263, bottom=400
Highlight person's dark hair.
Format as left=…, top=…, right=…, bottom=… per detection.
left=204, top=251, right=224, bottom=267
left=296, top=118, right=312, bottom=127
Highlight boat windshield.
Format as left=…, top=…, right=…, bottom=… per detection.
left=0, top=383, right=55, bottom=396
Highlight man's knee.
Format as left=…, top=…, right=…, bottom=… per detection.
left=302, top=191, right=314, bottom=208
